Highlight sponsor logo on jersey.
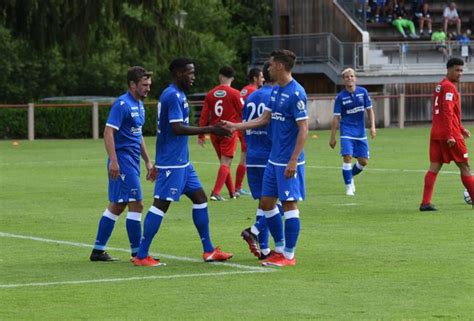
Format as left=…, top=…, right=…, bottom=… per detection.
left=131, top=112, right=140, bottom=117
left=281, top=93, right=290, bottom=98
left=342, top=100, right=352, bottom=105
left=131, top=106, right=139, bottom=110
left=214, top=90, right=227, bottom=98
left=446, top=92, right=454, bottom=101
left=246, top=129, right=268, bottom=135
left=272, top=112, right=285, bottom=121
left=297, top=100, right=305, bottom=111
left=130, top=126, right=142, bottom=134
left=346, top=106, right=365, bottom=114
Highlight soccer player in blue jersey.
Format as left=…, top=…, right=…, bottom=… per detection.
left=225, top=50, right=308, bottom=267
left=133, top=58, right=234, bottom=267
left=239, top=62, right=275, bottom=260
left=90, top=66, right=154, bottom=261
left=329, top=68, right=376, bottom=196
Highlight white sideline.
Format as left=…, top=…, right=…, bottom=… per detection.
left=0, top=232, right=270, bottom=272
left=0, top=271, right=268, bottom=289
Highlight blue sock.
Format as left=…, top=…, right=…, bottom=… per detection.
left=352, top=162, right=364, bottom=177
left=126, top=211, right=142, bottom=255
left=137, top=206, right=164, bottom=259
left=264, top=207, right=284, bottom=249
left=342, top=163, right=353, bottom=185
left=93, top=209, right=118, bottom=251
left=253, top=209, right=269, bottom=250
left=283, top=210, right=301, bottom=259
left=192, top=203, right=214, bottom=253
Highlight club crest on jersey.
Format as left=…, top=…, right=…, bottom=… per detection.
left=170, top=188, right=178, bottom=195
left=214, top=90, right=227, bottom=98
left=240, top=89, right=247, bottom=97
left=445, top=92, right=454, bottom=101
left=435, top=85, right=441, bottom=93
left=297, top=100, right=305, bottom=111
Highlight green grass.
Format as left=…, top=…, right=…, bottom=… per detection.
left=0, top=127, right=473, bottom=320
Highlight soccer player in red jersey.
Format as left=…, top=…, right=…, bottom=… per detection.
left=420, top=57, right=474, bottom=211
left=199, top=66, right=244, bottom=200
left=236, top=68, right=264, bottom=196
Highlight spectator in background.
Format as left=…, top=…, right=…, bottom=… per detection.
left=454, top=29, right=471, bottom=62
left=373, top=0, right=387, bottom=23
left=431, top=28, right=449, bottom=59
left=443, top=1, right=461, bottom=35
left=392, top=0, right=419, bottom=38
left=415, top=1, right=432, bottom=36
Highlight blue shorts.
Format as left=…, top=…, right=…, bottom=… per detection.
left=154, top=164, right=202, bottom=201
left=340, top=138, right=369, bottom=159
left=108, top=157, right=142, bottom=203
left=261, top=162, right=305, bottom=201
left=247, top=166, right=266, bottom=200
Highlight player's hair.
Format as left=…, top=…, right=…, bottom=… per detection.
left=127, top=66, right=153, bottom=85
left=341, top=68, right=356, bottom=77
left=270, top=49, right=296, bottom=71
left=262, top=62, right=273, bottom=83
left=219, top=65, right=235, bottom=78
left=169, top=58, right=193, bottom=76
left=247, top=67, right=262, bottom=82
left=446, top=57, right=464, bottom=69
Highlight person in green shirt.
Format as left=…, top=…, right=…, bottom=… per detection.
left=431, top=29, right=448, bottom=57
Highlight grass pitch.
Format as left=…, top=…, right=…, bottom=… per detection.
left=0, top=127, right=473, bottom=320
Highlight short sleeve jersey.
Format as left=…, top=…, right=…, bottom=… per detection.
left=155, top=84, right=190, bottom=168
left=200, top=85, right=243, bottom=126
left=240, top=84, right=257, bottom=102
left=106, top=91, right=145, bottom=159
left=430, top=78, right=463, bottom=140
left=333, top=86, right=372, bottom=139
left=265, top=79, right=308, bottom=165
left=243, top=85, right=273, bottom=165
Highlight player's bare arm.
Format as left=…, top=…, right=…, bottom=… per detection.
left=171, top=121, right=231, bottom=137
left=140, top=137, right=155, bottom=182
left=329, top=115, right=340, bottom=149
left=104, top=126, right=120, bottom=180
left=285, top=119, right=308, bottom=179
left=224, top=109, right=271, bottom=131
left=367, top=108, right=376, bottom=138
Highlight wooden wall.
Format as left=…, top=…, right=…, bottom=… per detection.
left=273, top=0, right=362, bottom=42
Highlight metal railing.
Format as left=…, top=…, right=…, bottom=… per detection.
left=252, top=33, right=473, bottom=73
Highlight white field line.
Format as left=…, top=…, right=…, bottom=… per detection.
left=0, top=159, right=461, bottom=175
left=0, top=270, right=268, bottom=289
left=0, top=232, right=269, bottom=272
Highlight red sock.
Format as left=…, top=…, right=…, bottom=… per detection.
left=461, top=175, right=474, bottom=200
left=225, top=170, right=235, bottom=195
left=235, top=164, right=246, bottom=190
left=422, top=171, right=438, bottom=205
left=212, top=165, right=230, bottom=195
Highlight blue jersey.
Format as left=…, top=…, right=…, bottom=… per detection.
left=106, top=91, right=145, bottom=162
left=243, top=85, right=273, bottom=166
left=265, top=79, right=308, bottom=166
left=156, top=84, right=190, bottom=168
left=333, top=86, right=372, bottom=139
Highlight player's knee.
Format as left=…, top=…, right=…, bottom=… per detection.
left=358, top=158, right=368, bottom=166
left=108, top=203, right=126, bottom=215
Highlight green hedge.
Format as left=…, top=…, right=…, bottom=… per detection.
left=0, top=103, right=199, bottom=139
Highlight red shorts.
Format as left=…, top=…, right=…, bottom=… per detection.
left=430, top=138, right=469, bottom=163
left=238, top=130, right=247, bottom=153
left=211, top=132, right=238, bottom=158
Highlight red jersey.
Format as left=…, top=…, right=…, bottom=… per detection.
left=240, top=84, right=257, bottom=101
left=199, top=84, right=243, bottom=137
left=431, top=78, right=465, bottom=140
